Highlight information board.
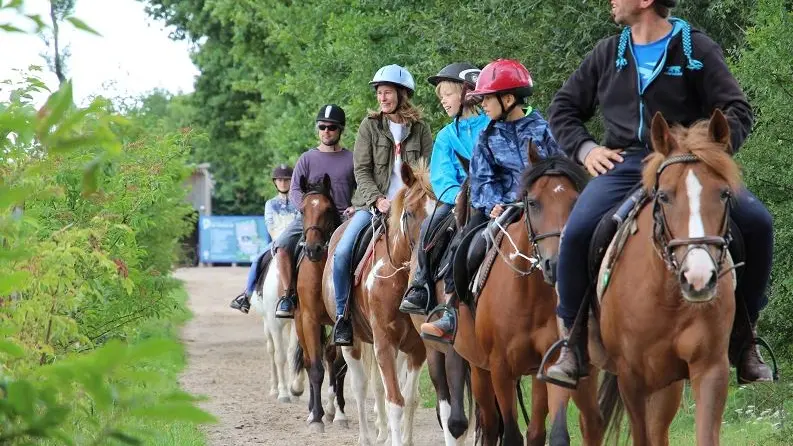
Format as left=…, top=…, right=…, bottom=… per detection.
left=198, top=215, right=269, bottom=264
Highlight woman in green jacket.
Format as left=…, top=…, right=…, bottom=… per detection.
left=332, top=64, right=433, bottom=345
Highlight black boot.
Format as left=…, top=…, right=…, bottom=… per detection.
left=736, top=324, right=774, bottom=384
left=333, top=316, right=353, bottom=346
left=230, top=292, right=250, bottom=314
left=400, top=283, right=430, bottom=315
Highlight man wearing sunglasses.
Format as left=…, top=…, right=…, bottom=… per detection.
left=272, top=104, right=356, bottom=318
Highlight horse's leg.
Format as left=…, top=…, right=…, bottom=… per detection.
left=287, top=321, right=305, bottom=397
left=343, top=344, right=374, bottom=446
left=266, top=317, right=292, bottom=402
left=301, top=317, right=326, bottom=431
left=645, top=381, right=684, bottom=446
left=372, top=332, right=406, bottom=446
left=617, top=372, right=649, bottom=446
left=428, top=349, right=463, bottom=446
left=528, top=376, right=549, bottom=446
left=470, top=366, right=500, bottom=446
left=369, top=348, right=389, bottom=444
left=570, top=371, right=605, bottom=446
left=490, top=366, right=522, bottom=445
left=329, top=346, right=349, bottom=428
left=400, top=348, right=425, bottom=446
left=690, top=360, right=729, bottom=446
left=445, top=348, right=471, bottom=444
left=261, top=311, right=278, bottom=398
left=323, top=342, right=337, bottom=422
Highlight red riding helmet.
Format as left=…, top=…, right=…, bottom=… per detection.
left=467, top=59, right=534, bottom=99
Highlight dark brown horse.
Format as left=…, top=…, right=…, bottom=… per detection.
left=447, top=145, right=604, bottom=445
left=289, top=174, right=349, bottom=433
left=322, top=161, right=434, bottom=445
left=596, top=110, right=740, bottom=445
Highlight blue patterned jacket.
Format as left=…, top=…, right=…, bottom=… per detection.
left=470, top=108, right=563, bottom=215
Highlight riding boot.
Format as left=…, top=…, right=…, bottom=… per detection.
left=736, top=323, right=773, bottom=384
left=333, top=315, right=353, bottom=346
left=544, top=319, right=580, bottom=389
left=400, top=263, right=432, bottom=315
left=275, top=291, right=296, bottom=319
left=229, top=291, right=250, bottom=314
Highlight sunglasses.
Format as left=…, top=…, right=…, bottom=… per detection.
left=317, top=124, right=339, bottom=131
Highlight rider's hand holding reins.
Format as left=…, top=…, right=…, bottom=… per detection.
left=376, top=197, right=391, bottom=214
left=490, top=204, right=504, bottom=218
left=584, top=146, right=624, bottom=176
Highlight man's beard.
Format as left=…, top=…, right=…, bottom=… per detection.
left=322, top=135, right=341, bottom=146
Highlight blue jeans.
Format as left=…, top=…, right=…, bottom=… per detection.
left=556, top=151, right=773, bottom=327
left=332, top=209, right=372, bottom=318
left=245, top=243, right=272, bottom=296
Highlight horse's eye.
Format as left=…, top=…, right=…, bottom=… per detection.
left=720, top=189, right=732, bottom=201
left=657, top=191, right=670, bottom=204
left=526, top=199, right=539, bottom=209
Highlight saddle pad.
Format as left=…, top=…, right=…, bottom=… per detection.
left=471, top=229, right=505, bottom=302
left=353, top=226, right=383, bottom=287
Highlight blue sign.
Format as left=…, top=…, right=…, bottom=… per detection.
left=198, top=215, right=269, bottom=263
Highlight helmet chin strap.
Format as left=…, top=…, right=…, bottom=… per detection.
left=496, top=94, right=519, bottom=121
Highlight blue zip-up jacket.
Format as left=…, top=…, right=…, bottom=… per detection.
left=470, top=109, right=562, bottom=215
left=430, top=113, right=490, bottom=204
left=549, top=18, right=753, bottom=162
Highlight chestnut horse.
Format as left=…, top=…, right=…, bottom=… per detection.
left=408, top=180, right=473, bottom=446
left=323, top=162, right=433, bottom=446
left=449, top=146, right=604, bottom=445
left=596, top=111, right=741, bottom=445
left=289, top=174, right=350, bottom=433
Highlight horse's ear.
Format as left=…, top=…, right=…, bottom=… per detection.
left=528, top=141, right=541, bottom=164
left=400, top=162, right=416, bottom=187
left=322, top=173, right=332, bottom=192
left=708, top=108, right=731, bottom=151
left=650, top=112, right=673, bottom=156
left=299, top=175, right=308, bottom=193
left=454, top=152, right=470, bottom=173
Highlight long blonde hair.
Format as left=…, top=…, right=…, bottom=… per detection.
left=368, top=87, right=423, bottom=124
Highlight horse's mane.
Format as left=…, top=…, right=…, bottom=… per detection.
left=390, top=160, right=435, bottom=231
left=521, top=154, right=590, bottom=196
left=642, top=120, right=742, bottom=192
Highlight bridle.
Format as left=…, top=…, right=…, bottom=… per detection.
left=651, top=154, right=732, bottom=278
left=300, top=190, right=339, bottom=259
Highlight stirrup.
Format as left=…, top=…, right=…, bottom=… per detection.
left=536, top=339, right=584, bottom=390
left=274, top=295, right=295, bottom=319
left=737, top=336, right=779, bottom=384
left=420, top=304, right=457, bottom=345
left=399, top=282, right=433, bottom=315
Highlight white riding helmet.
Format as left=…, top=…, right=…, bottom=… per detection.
left=369, top=64, right=416, bottom=96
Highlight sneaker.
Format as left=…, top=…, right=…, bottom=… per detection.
left=399, top=286, right=429, bottom=315
left=230, top=292, right=250, bottom=314
left=275, top=295, right=296, bottom=319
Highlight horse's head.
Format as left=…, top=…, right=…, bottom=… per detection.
left=521, top=143, right=589, bottom=285
left=643, top=110, right=741, bottom=302
left=390, top=160, right=436, bottom=250
left=299, top=174, right=340, bottom=262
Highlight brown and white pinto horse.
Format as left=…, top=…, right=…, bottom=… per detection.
left=289, top=174, right=349, bottom=433
left=323, top=162, right=434, bottom=446
left=596, top=110, right=741, bottom=445
left=450, top=146, right=604, bottom=445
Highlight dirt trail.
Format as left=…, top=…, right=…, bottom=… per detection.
left=176, top=267, right=462, bottom=446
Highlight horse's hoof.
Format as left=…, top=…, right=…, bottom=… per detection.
left=324, top=412, right=333, bottom=423
left=278, top=396, right=291, bottom=404
left=333, top=418, right=349, bottom=429
left=308, top=422, right=325, bottom=434
left=290, top=385, right=304, bottom=397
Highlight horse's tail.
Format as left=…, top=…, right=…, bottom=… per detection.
left=473, top=399, right=505, bottom=446
left=598, top=371, right=627, bottom=443
left=292, top=340, right=305, bottom=377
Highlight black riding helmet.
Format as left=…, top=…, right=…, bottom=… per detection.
left=427, top=62, right=480, bottom=88
left=315, top=104, right=346, bottom=128
left=272, top=164, right=293, bottom=180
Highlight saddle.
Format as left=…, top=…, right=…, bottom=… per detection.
left=428, top=211, right=459, bottom=282
left=352, top=213, right=385, bottom=287
left=452, top=206, right=523, bottom=308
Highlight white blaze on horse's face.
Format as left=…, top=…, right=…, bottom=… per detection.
left=553, top=184, right=565, bottom=194
left=682, top=169, right=717, bottom=296
left=310, top=198, right=320, bottom=208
